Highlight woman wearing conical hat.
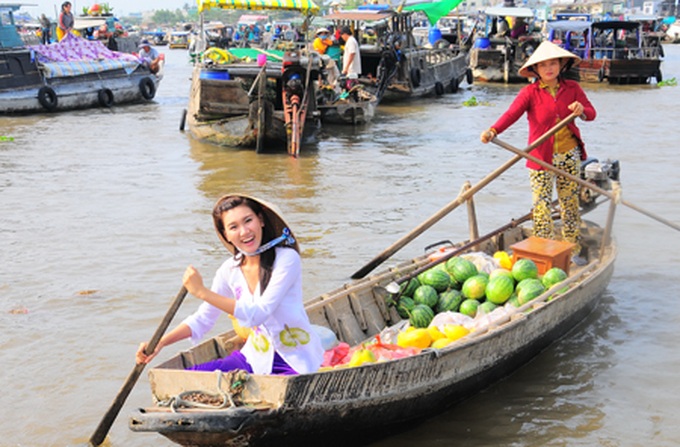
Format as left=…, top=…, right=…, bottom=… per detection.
left=136, top=194, right=324, bottom=375
left=480, top=41, right=596, bottom=266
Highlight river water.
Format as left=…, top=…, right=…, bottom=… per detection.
left=2, top=45, right=680, bottom=447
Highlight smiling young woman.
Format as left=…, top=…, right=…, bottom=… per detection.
left=135, top=193, right=323, bottom=376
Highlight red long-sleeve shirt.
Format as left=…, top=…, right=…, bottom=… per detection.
left=491, top=79, right=596, bottom=170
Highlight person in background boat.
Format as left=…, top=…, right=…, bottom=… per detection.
left=39, top=14, right=51, bottom=44
left=313, top=28, right=334, bottom=55
left=480, top=41, right=596, bottom=266
left=138, top=40, right=162, bottom=74
left=56, top=1, right=73, bottom=42
left=339, top=26, right=361, bottom=90
left=496, top=16, right=510, bottom=37
left=136, top=194, right=324, bottom=376
left=510, top=17, right=528, bottom=39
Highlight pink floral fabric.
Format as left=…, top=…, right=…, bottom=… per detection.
left=29, top=33, right=142, bottom=64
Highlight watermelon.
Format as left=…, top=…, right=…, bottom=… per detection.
left=512, top=258, right=539, bottom=282
left=478, top=301, right=498, bottom=315
left=517, top=279, right=546, bottom=305
left=418, top=268, right=452, bottom=293
left=462, top=274, right=488, bottom=300
left=409, top=304, right=435, bottom=328
left=489, top=268, right=514, bottom=284
left=485, top=275, right=515, bottom=304
left=506, top=294, right=520, bottom=308
left=542, top=267, right=568, bottom=289
left=436, top=289, right=463, bottom=313
left=400, top=277, right=420, bottom=298
left=413, top=285, right=439, bottom=308
left=448, top=257, right=478, bottom=283
left=459, top=299, right=480, bottom=318
left=396, top=296, right=415, bottom=319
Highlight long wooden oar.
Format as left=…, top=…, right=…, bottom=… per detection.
left=382, top=208, right=536, bottom=295
left=491, top=137, right=680, bottom=232
left=351, top=113, right=579, bottom=279
left=89, top=286, right=188, bottom=446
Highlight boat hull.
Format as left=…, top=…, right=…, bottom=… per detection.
left=130, top=222, right=616, bottom=447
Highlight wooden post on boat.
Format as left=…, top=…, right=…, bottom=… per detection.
left=255, top=64, right=266, bottom=153
left=462, top=181, right=479, bottom=244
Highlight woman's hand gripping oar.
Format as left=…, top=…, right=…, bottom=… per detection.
left=88, top=286, right=188, bottom=446
left=351, top=113, right=579, bottom=280
left=490, top=137, right=680, bottom=233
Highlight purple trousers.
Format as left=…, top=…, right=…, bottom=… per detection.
left=188, top=350, right=298, bottom=375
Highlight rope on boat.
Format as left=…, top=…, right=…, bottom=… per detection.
left=158, top=369, right=250, bottom=412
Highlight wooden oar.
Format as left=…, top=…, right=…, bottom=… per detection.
left=89, top=286, right=188, bottom=446
left=351, top=113, right=579, bottom=279
left=382, top=209, right=536, bottom=295
left=491, top=137, right=680, bottom=233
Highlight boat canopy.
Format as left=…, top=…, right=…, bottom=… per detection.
left=591, top=20, right=640, bottom=31
left=546, top=20, right=592, bottom=33
left=197, top=0, right=320, bottom=14
left=324, top=9, right=394, bottom=22
left=484, top=6, right=534, bottom=18
left=403, top=0, right=466, bottom=26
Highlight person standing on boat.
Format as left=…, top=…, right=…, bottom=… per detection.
left=340, top=26, right=362, bottom=90
left=39, top=14, right=51, bottom=44
left=136, top=194, right=324, bottom=375
left=56, top=2, right=73, bottom=42
left=480, top=41, right=596, bottom=266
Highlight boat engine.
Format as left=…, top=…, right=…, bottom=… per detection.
left=579, top=157, right=620, bottom=209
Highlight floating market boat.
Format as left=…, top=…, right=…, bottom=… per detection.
left=129, top=128, right=622, bottom=446
left=547, top=20, right=663, bottom=84
left=168, top=31, right=190, bottom=49
left=184, top=0, right=322, bottom=156
left=326, top=5, right=471, bottom=103
left=469, top=6, right=541, bottom=83
left=0, top=3, right=162, bottom=114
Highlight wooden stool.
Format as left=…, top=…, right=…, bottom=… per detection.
left=510, top=236, right=575, bottom=275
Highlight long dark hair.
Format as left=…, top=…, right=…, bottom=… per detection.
left=213, top=196, right=277, bottom=291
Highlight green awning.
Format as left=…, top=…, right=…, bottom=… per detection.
left=403, top=0, right=465, bottom=26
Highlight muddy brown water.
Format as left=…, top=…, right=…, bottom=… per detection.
left=2, top=45, right=680, bottom=447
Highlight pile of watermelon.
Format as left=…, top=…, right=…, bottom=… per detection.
left=393, top=254, right=569, bottom=329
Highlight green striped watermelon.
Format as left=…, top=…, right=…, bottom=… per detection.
left=485, top=275, right=515, bottom=305
left=400, top=277, right=420, bottom=298
left=413, top=285, right=439, bottom=308
left=396, top=296, right=416, bottom=319
left=512, top=258, right=538, bottom=282
left=449, top=257, right=479, bottom=283
left=417, top=268, right=451, bottom=293
left=462, top=274, right=488, bottom=300
left=436, top=289, right=463, bottom=313
left=409, top=304, right=435, bottom=328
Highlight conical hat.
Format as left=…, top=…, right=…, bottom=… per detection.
left=212, top=193, right=299, bottom=255
left=518, top=41, right=581, bottom=78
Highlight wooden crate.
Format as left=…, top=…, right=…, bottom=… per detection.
left=510, top=236, right=575, bottom=275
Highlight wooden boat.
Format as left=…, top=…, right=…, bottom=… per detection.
left=129, top=142, right=620, bottom=446
left=547, top=20, right=663, bottom=84
left=0, top=4, right=162, bottom=114
left=169, top=31, right=190, bottom=49
left=315, top=81, right=379, bottom=125
left=184, top=0, right=322, bottom=156
left=326, top=7, right=471, bottom=102
left=469, top=6, right=541, bottom=83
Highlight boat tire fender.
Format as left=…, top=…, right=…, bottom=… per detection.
left=520, top=40, right=538, bottom=58
left=410, top=67, right=421, bottom=88
left=98, top=88, right=114, bottom=107
left=598, top=68, right=605, bottom=83
left=655, top=69, right=663, bottom=83
left=434, top=81, right=444, bottom=96
left=139, top=77, right=156, bottom=100
left=38, top=86, right=58, bottom=112
left=466, top=68, right=473, bottom=85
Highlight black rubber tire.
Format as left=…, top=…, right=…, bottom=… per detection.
left=434, top=81, right=444, bottom=96
left=655, top=70, right=663, bottom=83
left=410, top=67, right=421, bottom=88
left=98, top=88, right=114, bottom=107
left=139, top=77, right=156, bottom=100
left=37, top=86, right=58, bottom=111
left=450, top=78, right=459, bottom=93
left=466, top=68, right=473, bottom=85
left=598, top=68, right=605, bottom=83
left=179, top=108, right=187, bottom=131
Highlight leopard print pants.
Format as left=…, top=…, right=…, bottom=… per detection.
left=529, top=148, right=581, bottom=254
